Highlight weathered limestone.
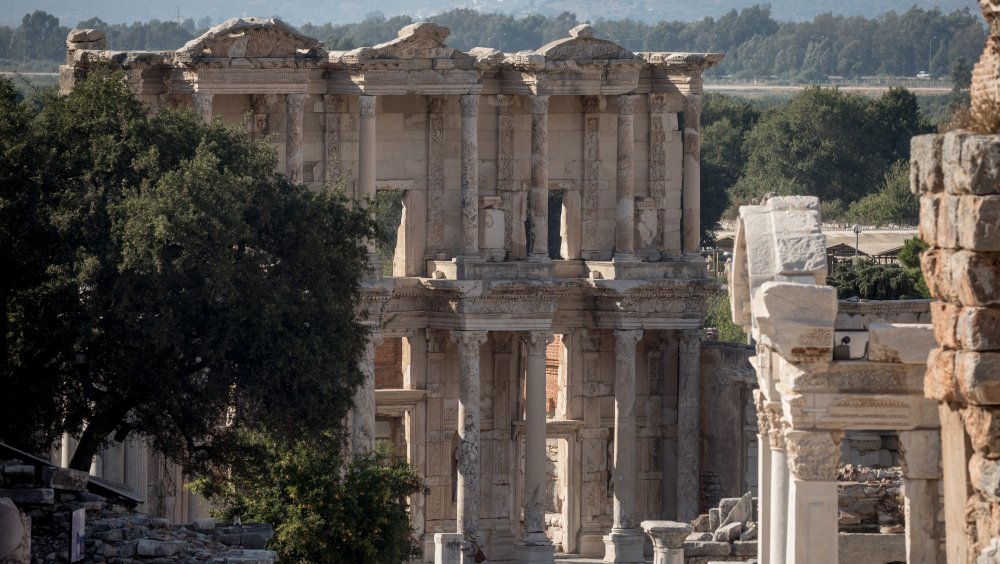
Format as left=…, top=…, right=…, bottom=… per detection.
left=614, top=95, right=637, bottom=260
left=452, top=330, right=488, bottom=537
left=784, top=430, right=841, bottom=564
left=676, top=329, right=702, bottom=521
left=358, top=95, right=377, bottom=201
left=604, top=329, right=644, bottom=563
left=191, top=92, right=213, bottom=122
left=0, top=497, right=30, bottom=564
left=352, top=331, right=383, bottom=455
left=681, top=93, right=701, bottom=255
left=518, top=331, right=556, bottom=563
left=434, top=532, right=464, bottom=564
left=459, top=95, right=481, bottom=259
left=530, top=95, right=550, bottom=261
left=285, top=93, right=305, bottom=184
left=640, top=520, right=690, bottom=564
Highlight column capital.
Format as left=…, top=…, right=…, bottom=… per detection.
left=785, top=430, right=843, bottom=481
left=427, top=329, right=450, bottom=353
left=451, top=330, right=489, bottom=355
left=679, top=329, right=702, bottom=354
left=496, top=94, right=515, bottom=112
left=531, top=95, right=550, bottom=114
left=251, top=93, right=276, bottom=113
left=683, top=92, right=703, bottom=118
left=617, top=94, right=638, bottom=115
left=323, top=93, right=347, bottom=113
left=648, top=92, right=667, bottom=114
left=285, top=92, right=306, bottom=112
left=582, top=95, right=605, bottom=114
left=522, top=331, right=553, bottom=356
left=640, top=520, right=691, bottom=550
left=366, top=329, right=385, bottom=349
left=459, top=94, right=480, bottom=117
left=360, top=95, right=377, bottom=117
left=614, top=329, right=644, bottom=357
left=427, top=95, right=447, bottom=114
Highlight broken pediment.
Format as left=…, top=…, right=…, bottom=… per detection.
left=536, top=24, right=637, bottom=63
left=176, top=17, right=324, bottom=61
left=342, top=23, right=472, bottom=64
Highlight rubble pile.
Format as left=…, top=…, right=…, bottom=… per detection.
left=837, top=464, right=904, bottom=534
left=685, top=491, right=758, bottom=563
left=0, top=458, right=276, bottom=564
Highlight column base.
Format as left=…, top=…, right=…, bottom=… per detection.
left=611, top=252, right=639, bottom=263
left=515, top=533, right=555, bottom=563
left=527, top=253, right=551, bottom=263
left=603, top=529, right=645, bottom=563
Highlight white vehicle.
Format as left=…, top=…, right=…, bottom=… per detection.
left=917, top=71, right=931, bottom=79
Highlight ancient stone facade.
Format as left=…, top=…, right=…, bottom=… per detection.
left=61, top=18, right=722, bottom=563
left=729, top=196, right=943, bottom=564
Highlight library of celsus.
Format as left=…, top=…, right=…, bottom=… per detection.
left=59, top=18, right=724, bottom=563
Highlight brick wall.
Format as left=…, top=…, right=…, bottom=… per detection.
left=375, top=337, right=403, bottom=389
left=545, top=335, right=561, bottom=416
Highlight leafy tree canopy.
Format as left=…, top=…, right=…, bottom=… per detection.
left=0, top=67, right=377, bottom=473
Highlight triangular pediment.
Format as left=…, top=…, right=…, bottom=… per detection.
left=345, top=23, right=471, bottom=63
left=537, top=24, right=637, bottom=62
left=177, top=17, right=324, bottom=60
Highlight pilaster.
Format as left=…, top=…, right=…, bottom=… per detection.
left=614, top=94, right=637, bottom=261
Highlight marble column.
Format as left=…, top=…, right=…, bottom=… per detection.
left=459, top=94, right=481, bottom=259
left=352, top=331, right=383, bottom=456
left=529, top=95, right=549, bottom=261
left=676, top=329, right=702, bottom=521
left=899, top=429, right=943, bottom=564
left=615, top=94, right=638, bottom=260
left=404, top=330, right=429, bottom=544
left=764, top=403, right=789, bottom=564
left=452, top=330, right=489, bottom=538
left=604, top=329, right=644, bottom=563
left=191, top=92, right=213, bottom=123
left=784, top=430, right=842, bottom=564
left=518, top=331, right=555, bottom=563
left=681, top=93, right=702, bottom=255
left=323, top=94, right=347, bottom=186
left=285, top=93, right=305, bottom=184
left=640, top=521, right=691, bottom=564
left=752, top=391, right=772, bottom=564
left=358, top=95, right=377, bottom=201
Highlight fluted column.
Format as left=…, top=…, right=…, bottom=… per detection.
left=452, top=330, right=489, bottom=538
left=682, top=94, right=702, bottom=255
left=352, top=331, right=383, bottom=456
left=604, top=329, right=644, bottom=563
left=459, top=95, right=481, bottom=259
left=359, top=95, right=377, bottom=201
left=285, top=93, right=305, bottom=184
left=615, top=95, right=638, bottom=260
left=785, top=430, right=842, bottom=564
left=676, top=329, right=702, bottom=521
left=191, top=92, right=213, bottom=123
left=518, top=331, right=556, bottom=563
left=529, top=95, right=549, bottom=261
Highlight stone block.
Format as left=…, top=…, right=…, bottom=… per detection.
left=719, top=491, right=753, bottom=528
left=924, top=348, right=958, bottom=402
left=958, top=307, right=1000, bottom=351
left=754, top=282, right=837, bottom=362
left=0, top=497, right=30, bottom=563
left=970, top=453, right=1000, bottom=503
left=910, top=134, right=944, bottom=195
left=773, top=233, right=828, bottom=277
left=683, top=540, right=731, bottom=557
left=936, top=192, right=960, bottom=249
left=713, top=522, right=742, bottom=542
left=838, top=533, right=906, bottom=564
left=898, top=430, right=942, bottom=479
left=918, top=194, right=939, bottom=243
left=934, top=250, right=1000, bottom=307
left=931, top=301, right=962, bottom=349
left=2, top=465, right=34, bottom=487
left=962, top=406, right=1000, bottom=458
left=943, top=132, right=1000, bottom=196
left=0, top=488, right=52, bottom=505
left=40, top=467, right=88, bottom=491
left=959, top=195, right=1000, bottom=251
left=732, top=540, right=758, bottom=557
left=957, top=351, right=1000, bottom=405
left=867, top=323, right=935, bottom=364
left=136, top=539, right=183, bottom=557
left=708, top=507, right=720, bottom=531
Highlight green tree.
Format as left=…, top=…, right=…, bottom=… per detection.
left=847, top=161, right=919, bottom=226
left=0, top=67, right=377, bottom=473
left=705, top=288, right=747, bottom=344
left=897, top=236, right=930, bottom=298
left=827, top=263, right=923, bottom=300
left=700, top=93, right=760, bottom=232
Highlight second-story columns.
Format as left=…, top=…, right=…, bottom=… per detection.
left=615, top=94, right=638, bottom=260
left=529, top=95, right=550, bottom=261
left=192, top=92, right=213, bottom=123
left=681, top=93, right=702, bottom=255
left=359, top=95, right=378, bottom=202
left=459, top=94, right=481, bottom=259
left=285, top=93, right=306, bottom=184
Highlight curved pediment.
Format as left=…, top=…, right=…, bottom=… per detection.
left=344, top=23, right=471, bottom=63
left=536, top=24, right=637, bottom=62
left=177, top=17, right=324, bottom=60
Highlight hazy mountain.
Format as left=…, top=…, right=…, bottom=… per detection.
left=4, top=0, right=980, bottom=28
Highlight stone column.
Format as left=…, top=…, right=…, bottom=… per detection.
left=404, top=330, right=429, bottom=544
left=681, top=93, right=702, bottom=255
left=604, top=329, right=644, bottom=563
left=640, top=521, right=691, bottom=564
left=784, top=430, right=841, bottom=564
left=615, top=94, right=638, bottom=260
left=123, top=434, right=147, bottom=496
left=323, top=94, right=347, bottom=186
left=352, top=331, right=383, bottom=456
left=899, top=429, right=943, bottom=564
left=518, top=331, right=555, bottom=562
left=285, top=93, right=306, bottom=184
left=250, top=94, right=276, bottom=137
left=459, top=94, right=481, bottom=259
left=765, top=404, right=789, bottom=564
left=752, top=391, right=771, bottom=564
left=676, top=329, right=702, bottom=521
left=358, top=95, right=377, bottom=201
left=529, top=95, right=549, bottom=261
left=452, top=330, right=489, bottom=538
left=191, top=92, right=213, bottom=123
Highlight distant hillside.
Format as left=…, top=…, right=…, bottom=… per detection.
left=7, top=0, right=980, bottom=27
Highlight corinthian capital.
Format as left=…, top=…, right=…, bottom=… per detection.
left=522, top=331, right=553, bottom=356
left=614, top=329, right=644, bottom=358
left=785, top=431, right=843, bottom=481
left=451, top=330, right=489, bottom=356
